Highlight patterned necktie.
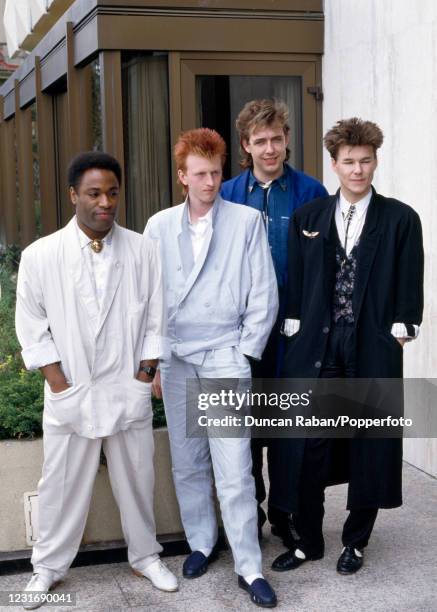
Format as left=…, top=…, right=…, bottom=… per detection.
left=343, top=205, right=356, bottom=254
left=341, top=205, right=356, bottom=268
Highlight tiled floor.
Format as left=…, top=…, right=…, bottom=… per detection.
left=1, top=463, right=435, bottom=612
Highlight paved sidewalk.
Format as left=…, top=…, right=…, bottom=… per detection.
left=1, top=463, right=436, bottom=612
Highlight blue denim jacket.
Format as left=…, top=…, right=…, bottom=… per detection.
left=221, top=164, right=328, bottom=292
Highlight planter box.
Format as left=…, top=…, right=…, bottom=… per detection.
left=0, top=428, right=183, bottom=553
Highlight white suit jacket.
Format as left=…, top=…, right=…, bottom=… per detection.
left=15, top=218, right=168, bottom=438
left=144, top=196, right=279, bottom=364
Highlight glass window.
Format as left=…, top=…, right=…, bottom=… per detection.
left=197, top=75, right=302, bottom=180
left=91, top=57, right=102, bottom=151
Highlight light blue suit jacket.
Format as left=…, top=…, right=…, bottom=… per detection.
left=144, top=196, right=279, bottom=364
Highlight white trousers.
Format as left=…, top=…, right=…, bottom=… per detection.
left=160, top=347, right=262, bottom=576
left=32, top=426, right=162, bottom=579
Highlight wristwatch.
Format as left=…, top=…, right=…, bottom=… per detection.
left=139, top=365, right=157, bottom=379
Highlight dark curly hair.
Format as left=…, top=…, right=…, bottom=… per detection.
left=68, top=151, right=122, bottom=190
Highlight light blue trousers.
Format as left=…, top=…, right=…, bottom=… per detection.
left=160, top=347, right=262, bottom=576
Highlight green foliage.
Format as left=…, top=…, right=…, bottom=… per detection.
left=0, top=364, right=44, bottom=440
left=0, top=244, right=167, bottom=440
left=152, top=397, right=166, bottom=429
left=0, top=279, right=20, bottom=360
left=0, top=246, right=22, bottom=364
left=0, top=245, right=44, bottom=439
left=0, top=253, right=21, bottom=361
left=0, top=244, right=21, bottom=273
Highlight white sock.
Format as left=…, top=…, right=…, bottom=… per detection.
left=294, top=548, right=306, bottom=559
left=198, top=547, right=212, bottom=558
left=244, top=573, right=264, bottom=585
left=341, top=547, right=363, bottom=557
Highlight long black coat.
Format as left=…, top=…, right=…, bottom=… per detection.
left=276, top=188, right=424, bottom=511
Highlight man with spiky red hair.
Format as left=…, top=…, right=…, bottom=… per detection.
left=145, top=128, right=279, bottom=608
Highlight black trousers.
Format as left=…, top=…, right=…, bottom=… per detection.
left=250, top=316, right=289, bottom=527
left=295, top=322, right=378, bottom=556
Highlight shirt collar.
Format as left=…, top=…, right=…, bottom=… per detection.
left=339, top=190, right=372, bottom=218
left=248, top=166, right=288, bottom=193
left=187, top=203, right=213, bottom=226
left=75, top=216, right=113, bottom=249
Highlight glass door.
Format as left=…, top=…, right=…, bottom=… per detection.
left=179, top=55, right=322, bottom=181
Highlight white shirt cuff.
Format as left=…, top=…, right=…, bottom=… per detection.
left=390, top=323, right=420, bottom=341
left=282, top=321, right=419, bottom=341
left=283, top=319, right=301, bottom=337
left=21, top=340, right=61, bottom=370
left=141, top=335, right=171, bottom=360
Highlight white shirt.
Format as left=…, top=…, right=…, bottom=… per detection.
left=187, top=206, right=213, bottom=262
left=335, top=191, right=371, bottom=256
left=76, top=221, right=113, bottom=311
left=283, top=190, right=419, bottom=340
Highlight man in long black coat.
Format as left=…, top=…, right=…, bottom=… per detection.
left=271, top=118, right=424, bottom=575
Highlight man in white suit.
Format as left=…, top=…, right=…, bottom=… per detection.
left=15, top=152, right=177, bottom=608
left=145, top=129, right=279, bottom=608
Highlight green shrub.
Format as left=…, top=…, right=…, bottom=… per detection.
left=0, top=364, right=44, bottom=439
left=0, top=245, right=43, bottom=439
left=0, top=244, right=167, bottom=440
left=152, top=397, right=166, bottom=428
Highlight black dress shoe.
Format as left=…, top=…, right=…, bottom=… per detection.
left=271, top=548, right=323, bottom=572
left=182, top=549, right=219, bottom=578
left=336, top=546, right=363, bottom=574
left=238, top=576, right=277, bottom=608
left=271, top=516, right=298, bottom=549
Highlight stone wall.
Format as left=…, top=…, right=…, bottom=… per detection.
left=323, top=0, right=437, bottom=476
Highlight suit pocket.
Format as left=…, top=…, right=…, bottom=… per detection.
left=45, top=384, right=76, bottom=399
left=131, top=377, right=153, bottom=393
left=125, top=378, right=153, bottom=423
left=381, top=329, right=403, bottom=352
left=374, top=331, right=403, bottom=377
left=44, top=381, right=87, bottom=428
left=212, top=346, right=251, bottom=379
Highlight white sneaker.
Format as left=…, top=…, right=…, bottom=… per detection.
left=23, top=572, right=58, bottom=610
left=133, top=559, right=178, bottom=592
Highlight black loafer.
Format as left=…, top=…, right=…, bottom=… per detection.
left=271, top=548, right=323, bottom=572
left=238, top=576, right=277, bottom=608
left=182, top=549, right=218, bottom=578
left=271, top=516, right=298, bottom=549
left=336, top=546, right=363, bottom=574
